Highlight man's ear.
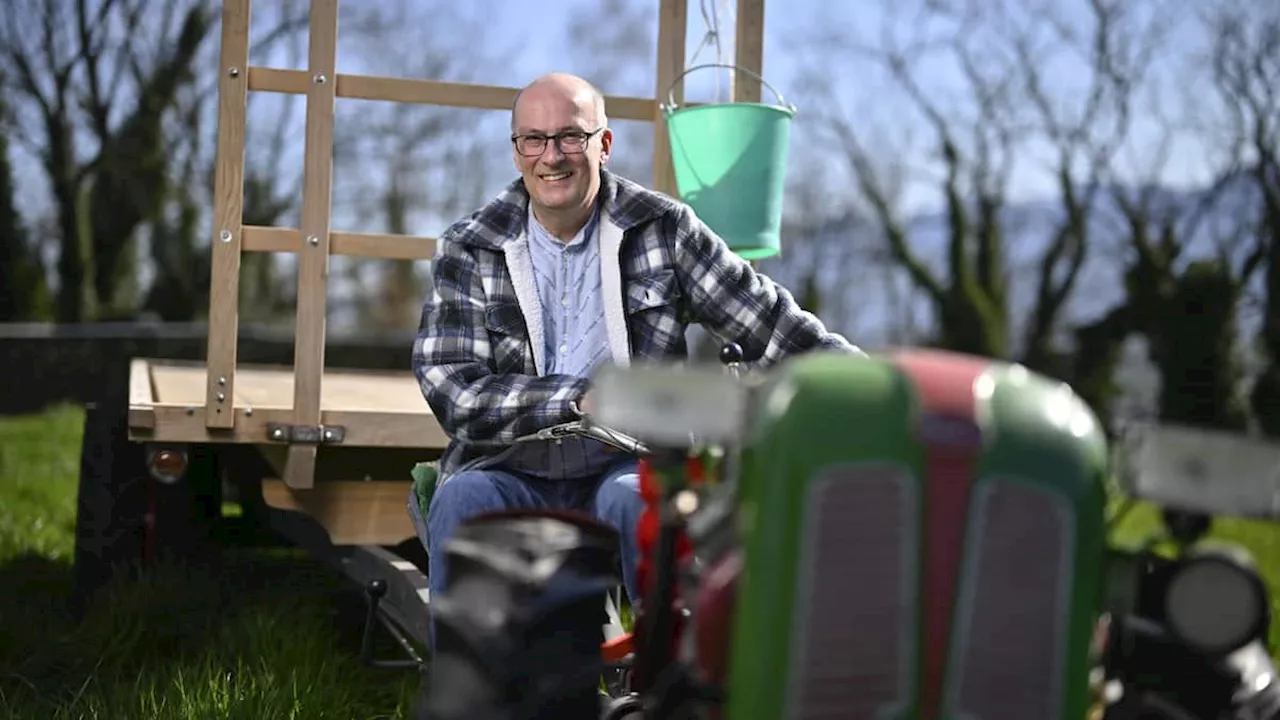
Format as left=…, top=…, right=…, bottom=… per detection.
left=599, top=128, right=613, bottom=164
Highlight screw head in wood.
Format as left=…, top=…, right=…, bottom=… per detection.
left=314, top=73, right=327, bottom=84
left=219, top=230, right=232, bottom=243
left=228, top=67, right=240, bottom=77
left=216, top=392, right=226, bottom=402
left=307, top=235, right=319, bottom=246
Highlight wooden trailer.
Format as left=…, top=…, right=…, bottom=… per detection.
left=108, top=0, right=767, bottom=676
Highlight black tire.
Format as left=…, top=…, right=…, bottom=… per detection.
left=71, top=396, right=148, bottom=614
left=71, top=387, right=221, bottom=615
left=421, top=510, right=621, bottom=720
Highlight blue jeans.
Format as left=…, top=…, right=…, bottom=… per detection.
left=410, top=457, right=643, bottom=611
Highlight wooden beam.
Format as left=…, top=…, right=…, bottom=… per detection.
left=127, top=405, right=450, bottom=449
left=733, top=0, right=765, bottom=103
left=205, top=0, right=251, bottom=429
left=129, top=359, right=156, bottom=429
left=247, top=67, right=661, bottom=122
left=261, top=480, right=418, bottom=546
left=285, top=0, right=340, bottom=491
left=653, top=0, right=688, bottom=197
left=241, top=226, right=438, bottom=261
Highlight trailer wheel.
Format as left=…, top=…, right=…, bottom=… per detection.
left=420, top=510, right=621, bottom=720
left=71, top=392, right=221, bottom=614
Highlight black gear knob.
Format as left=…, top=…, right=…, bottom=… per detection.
left=719, top=342, right=744, bottom=367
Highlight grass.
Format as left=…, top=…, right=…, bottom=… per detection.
left=0, top=405, right=419, bottom=719
left=1, top=405, right=1278, bottom=719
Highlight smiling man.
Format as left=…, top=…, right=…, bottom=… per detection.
left=410, top=72, right=856, bottom=609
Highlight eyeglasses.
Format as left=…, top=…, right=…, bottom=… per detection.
left=510, top=128, right=604, bottom=157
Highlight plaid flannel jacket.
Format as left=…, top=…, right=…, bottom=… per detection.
left=412, top=169, right=858, bottom=478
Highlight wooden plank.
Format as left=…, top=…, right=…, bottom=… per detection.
left=128, top=359, right=156, bottom=429
left=285, top=0, right=340, bottom=490
left=733, top=0, right=765, bottom=103
left=242, top=226, right=438, bottom=261
left=247, top=66, right=661, bottom=121
left=129, top=405, right=450, bottom=449
left=129, top=359, right=155, bottom=407
left=145, top=361, right=430, bottom=415
left=261, top=480, right=418, bottom=546
left=653, top=0, right=688, bottom=197
left=205, top=0, right=252, bottom=429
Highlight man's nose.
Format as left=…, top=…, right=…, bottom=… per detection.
left=541, top=139, right=566, bottom=162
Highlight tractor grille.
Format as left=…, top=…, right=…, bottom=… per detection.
left=948, top=477, right=1071, bottom=720
left=785, top=464, right=917, bottom=719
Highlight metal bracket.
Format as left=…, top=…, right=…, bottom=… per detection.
left=266, top=422, right=346, bottom=445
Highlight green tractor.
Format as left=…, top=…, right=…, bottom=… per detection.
left=418, top=346, right=1280, bottom=720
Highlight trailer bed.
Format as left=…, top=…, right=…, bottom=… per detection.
left=127, top=358, right=449, bottom=450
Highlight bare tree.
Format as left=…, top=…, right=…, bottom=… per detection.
left=327, top=0, right=511, bottom=332
left=0, top=90, right=53, bottom=321
left=798, top=0, right=1172, bottom=370
left=1199, top=0, right=1280, bottom=434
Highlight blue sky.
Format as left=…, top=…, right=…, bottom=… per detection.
left=10, top=0, right=1226, bottom=234
left=307, top=0, right=1225, bottom=229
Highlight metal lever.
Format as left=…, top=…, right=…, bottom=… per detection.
left=719, top=342, right=744, bottom=380
left=359, top=579, right=425, bottom=671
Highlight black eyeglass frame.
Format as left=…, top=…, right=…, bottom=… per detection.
left=510, top=128, right=605, bottom=157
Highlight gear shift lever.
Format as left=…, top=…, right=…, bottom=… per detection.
left=719, top=342, right=744, bottom=380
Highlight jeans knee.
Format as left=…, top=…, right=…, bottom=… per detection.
left=594, top=471, right=642, bottom=522
left=426, top=470, right=509, bottom=531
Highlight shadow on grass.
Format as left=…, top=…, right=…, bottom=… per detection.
left=0, top=548, right=419, bottom=720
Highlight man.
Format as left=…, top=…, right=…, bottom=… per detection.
left=410, top=72, right=858, bottom=606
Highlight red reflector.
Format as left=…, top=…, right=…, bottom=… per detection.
left=149, top=449, right=188, bottom=483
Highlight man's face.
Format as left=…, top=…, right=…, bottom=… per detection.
left=511, top=84, right=612, bottom=214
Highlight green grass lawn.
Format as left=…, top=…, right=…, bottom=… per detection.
left=0, top=405, right=419, bottom=719
left=2, top=405, right=1278, bottom=719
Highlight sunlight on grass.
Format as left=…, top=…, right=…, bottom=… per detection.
left=0, top=404, right=83, bottom=562
left=0, top=406, right=419, bottom=720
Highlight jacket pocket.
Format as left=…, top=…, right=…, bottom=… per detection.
left=625, top=269, right=686, bottom=356
left=625, top=269, right=681, bottom=314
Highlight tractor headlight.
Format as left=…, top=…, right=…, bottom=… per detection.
left=591, top=362, right=747, bottom=446
left=1164, top=547, right=1269, bottom=656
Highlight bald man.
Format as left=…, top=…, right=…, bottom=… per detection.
left=410, top=72, right=856, bottom=608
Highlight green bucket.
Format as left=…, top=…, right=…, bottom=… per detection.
left=663, top=64, right=796, bottom=260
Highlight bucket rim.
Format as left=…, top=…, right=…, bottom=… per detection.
left=664, top=101, right=797, bottom=120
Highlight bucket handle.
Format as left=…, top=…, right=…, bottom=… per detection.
left=662, top=63, right=796, bottom=114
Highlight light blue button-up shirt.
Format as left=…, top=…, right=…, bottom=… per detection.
left=504, top=204, right=617, bottom=480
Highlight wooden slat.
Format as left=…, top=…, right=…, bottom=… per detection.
left=241, top=226, right=438, bottom=261
left=653, top=0, right=688, bottom=197
left=247, top=66, right=661, bottom=122
left=285, top=0, right=340, bottom=490
left=733, top=0, right=766, bottom=103
left=129, top=359, right=156, bottom=429
left=127, top=405, right=450, bottom=449
left=205, top=0, right=251, bottom=429
left=130, top=359, right=155, bottom=406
